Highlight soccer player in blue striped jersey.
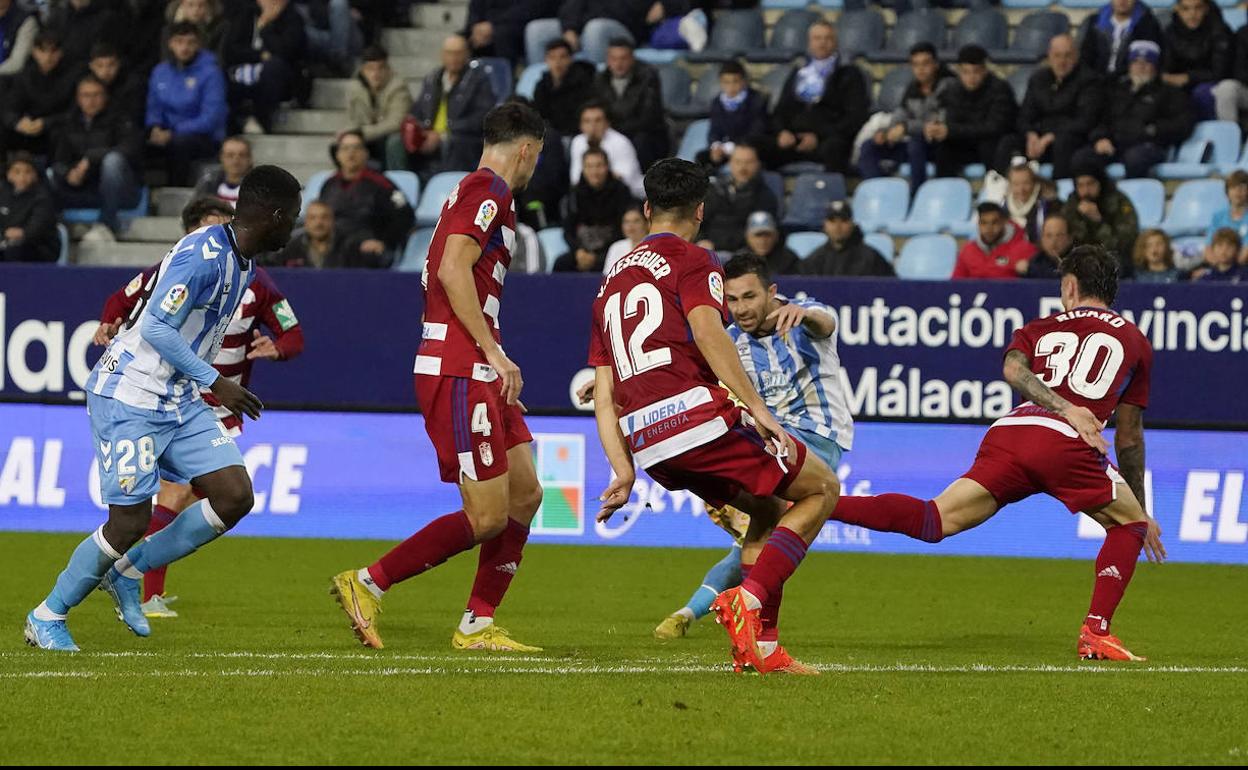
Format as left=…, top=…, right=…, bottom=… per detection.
left=24, top=166, right=302, bottom=652
left=653, top=253, right=853, bottom=642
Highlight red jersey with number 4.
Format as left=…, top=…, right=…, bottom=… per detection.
left=1003, top=306, right=1152, bottom=425
left=587, top=233, right=739, bottom=469
left=416, top=168, right=516, bottom=380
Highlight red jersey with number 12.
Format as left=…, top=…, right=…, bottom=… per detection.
left=588, top=233, right=739, bottom=469
left=416, top=168, right=516, bottom=380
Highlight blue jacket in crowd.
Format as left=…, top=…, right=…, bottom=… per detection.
left=145, top=49, right=227, bottom=142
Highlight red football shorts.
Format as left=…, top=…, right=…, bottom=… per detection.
left=415, top=374, right=533, bottom=484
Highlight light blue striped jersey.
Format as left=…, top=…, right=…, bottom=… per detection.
left=727, top=296, right=854, bottom=450
left=86, top=224, right=255, bottom=411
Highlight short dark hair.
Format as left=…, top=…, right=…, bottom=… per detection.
left=723, top=253, right=772, bottom=286
left=1060, top=244, right=1119, bottom=305
left=167, top=21, right=200, bottom=40
left=957, top=44, right=988, bottom=66
left=719, top=61, right=746, bottom=78
left=6, top=151, right=37, bottom=174
left=236, top=165, right=302, bottom=218
left=90, top=42, right=120, bottom=61
left=909, top=42, right=937, bottom=59
left=579, top=100, right=608, bottom=121
left=1212, top=226, right=1242, bottom=250
left=361, top=45, right=388, bottom=63
left=976, top=201, right=1004, bottom=217
left=482, top=101, right=545, bottom=146
left=545, top=39, right=572, bottom=55
left=180, top=197, right=235, bottom=233
left=581, top=146, right=609, bottom=167
left=33, top=30, right=61, bottom=49
left=606, top=37, right=634, bottom=51
left=77, top=74, right=107, bottom=93
left=222, top=135, right=252, bottom=152
left=644, top=158, right=709, bottom=220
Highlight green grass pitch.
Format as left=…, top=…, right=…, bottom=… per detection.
left=2, top=532, right=1245, bottom=765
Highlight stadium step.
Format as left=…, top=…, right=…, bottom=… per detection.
left=389, top=54, right=446, bottom=80
left=274, top=108, right=350, bottom=135
left=381, top=28, right=455, bottom=58
left=121, top=216, right=183, bottom=243
left=153, top=187, right=195, bottom=218
left=249, top=134, right=335, bottom=165
left=410, top=0, right=466, bottom=31
left=280, top=162, right=332, bottom=187
left=310, top=79, right=352, bottom=110
left=74, top=240, right=170, bottom=267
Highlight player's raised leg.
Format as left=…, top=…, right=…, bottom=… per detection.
left=1078, top=484, right=1154, bottom=661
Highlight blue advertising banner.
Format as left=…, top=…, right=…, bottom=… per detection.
left=2, top=403, right=1244, bottom=564
left=1, top=264, right=1243, bottom=425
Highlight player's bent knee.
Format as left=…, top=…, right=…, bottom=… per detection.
left=104, top=508, right=150, bottom=550
left=467, top=509, right=509, bottom=541
left=209, top=486, right=255, bottom=529
left=517, top=483, right=543, bottom=517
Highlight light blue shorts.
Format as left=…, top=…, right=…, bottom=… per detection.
left=87, top=392, right=245, bottom=505
left=791, top=427, right=845, bottom=471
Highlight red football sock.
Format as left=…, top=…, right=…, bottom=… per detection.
left=832, top=494, right=944, bottom=543
left=742, top=562, right=783, bottom=643
left=740, top=527, right=807, bottom=606
left=1086, top=521, right=1148, bottom=635
left=142, top=504, right=177, bottom=601
left=466, top=517, right=530, bottom=618
left=367, top=511, right=475, bottom=591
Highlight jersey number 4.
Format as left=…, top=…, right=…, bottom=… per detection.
left=1034, top=331, right=1125, bottom=400
left=603, top=284, right=672, bottom=380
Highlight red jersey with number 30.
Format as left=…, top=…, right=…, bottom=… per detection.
left=417, top=168, right=516, bottom=380
left=1003, top=306, right=1153, bottom=424
left=588, top=233, right=738, bottom=469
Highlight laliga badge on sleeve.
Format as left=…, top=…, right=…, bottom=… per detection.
left=475, top=199, right=498, bottom=232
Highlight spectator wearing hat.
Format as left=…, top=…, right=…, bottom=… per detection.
left=858, top=42, right=954, bottom=191
left=1019, top=212, right=1073, bottom=279
left=734, top=211, right=799, bottom=275
left=953, top=201, right=1035, bottom=279
left=0, top=153, right=59, bottom=263
left=800, top=201, right=894, bottom=277
left=347, top=45, right=412, bottom=171
left=319, top=129, right=415, bottom=268
left=697, top=144, right=777, bottom=253
left=1161, top=0, right=1232, bottom=120
left=1062, top=161, right=1139, bottom=276
left=1078, top=0, right=1163, bottom=78
left=1072, top=40, right=1194, bottom=180
left=924, top=45, right=1017, bottom=179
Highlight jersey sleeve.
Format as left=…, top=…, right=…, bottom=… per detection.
left=587, top=307, right=610, bottom=367
left=100, top=266, right=153, bottom=323
left=441, top=175, right=506, bottom=252
left=254, top=269, right=305, bottom=361
left=1120, top=334, right=1153, bottom=409
left=145, top=238, right=220, bottom=330
left=676, top=246, right=728, bottom=322
left=1004, top=321, right=1038, bottom=361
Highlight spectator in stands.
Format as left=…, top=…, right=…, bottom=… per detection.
left=1161, top=0, right=1232, bottom=120
left=858, top=42, right=953, bottom=191
left=295, top=0, right=364, bottom=76
left=1, top=32, right=77, bottom=159
left=1062, top=162, right=1139, bottom=276
left=952, top=201, right=1034, bottom=279
left=166, top=0, right=227, bottom=55
left=1214, top=26, right=1248, bottom=126
left=193, top=136, right=253, bottom=207
left=1132, top=228, right=1180, bottom=283
left=593, top=38, right=667, bottom=170
left=89, top=43, right=145, bottom=124
left=1018, top=211, right=1073, bottom=279
left=407, top=34, right=495, bottom=178
left=1207, top=170, right=1248, bottom=263
left=320, top=129, right=415, bottom=267
left=569, top=101, right=645, bottom=198
left=697, top=144, right=776, bottom=253
left=1079, top=0, right=1163, bottom=77
left=347, top=45, right=412, bottom=171
left=801, top=200, right=894, bottom=277
left=534, top=39, right=597, bottom=136
left=146, top=23, right=227, bottom=187
left=556, top=146, right=633, bottom=272
left=995, top=34, right=1102, bottom=180
left=602, top=203, right=646, bottom=273
left=699, top=61, right=768, bottom=172
left=223, top=0, right=309, bottom=135
left=1003, top=160, right=1055, bottom=244
left=734, top=211, right=799, bottom=275
left=51, top=75, right=143, bottom=242
left=47, top=0, right=125, bottom=70
left=1199, top=227, right=1246, bottom=282
left=1074, top=40, right=1193, bottom=180
left=0, top=0, right=37, bottom=78
left=270, top=199, right=354, bottom=267
left=559, top=0, right=657, bottom=53
left=466, top=0, right=558, bottom=64
left=757, top=21, right=868, bottom=175
left=0, top=153, right=58, bottom=263
left=924, top=45, right=1016, bottom=179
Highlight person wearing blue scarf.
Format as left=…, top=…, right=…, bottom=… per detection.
left=1078, top=0, right=1162, bottom=76
left=699, top=61, right=767, bottom=170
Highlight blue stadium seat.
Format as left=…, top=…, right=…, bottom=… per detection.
left=750, top=9, right=820, bottom=63
left=56, top=223, right=70, bottom=265
left=1061, top=0, right=1106, bottom=7
left=515, top=64, right=545, bottom=100
left=474, top=57, right=512, bottom=104
left=416, top=171, right=469, bottom=227
left=762, top=0, right=811, bottom=8
left=837, top=9, right=886, bottom=61
left=888, top=178, right=972, bottom=236
left=781, top=173, right=848, bottom=231
left=875, top=66, right=913, bottom=113
left=581, top=18, right=634, bottom=63
left=815, top=0, right=843, bottom=7
left=524, top=19, right=562, bottom=67
left=670, top=66, right=721, bottom=119
left=63, top=186, right=149, bottom=226
left=395, top=228, right=435, bottom=272
left=384, top=170, right=420, bottom=208
left=993, top=11, right=1068, bottom=64
left=787, top=231, right=826, bottom=259
left=538, top=227, right=569, bottom=271
left=1155, top=121, right=1242, bottom=179
left=1056, top=177, right=1074, bottom=200
left=870, top=10, right=945, bottom=64
left=945, top=8, right=1008, bottom=57
left=863, top=232, right=895, bottom=263
left=1117, top=178, right=1165, bottom=229
left=757, top=65, right=793, bottom=112
left=895, top=234, right=957, bottom=280
left=658, top=64, right=693, bottom=113
left=1219, top=138, right=1248, bottom=175
left=852, top=178, right=910, bottom=233
left=300, top=169, right=334, bottom=220
left=1007, top=66, right=1035, bottom=105
left=1001, top=0, right=1049, bottom=8
left=675, top=119, right=709, bottom=161
left=1224, top=7, right=1247, bottom=31
left=762, top=170, right=785, bottom=220
left=1160, top=179, right=1229, bottom=237
left=634, top=48, right=681, bottom=64
left=687, top=9, right=765, bottom=63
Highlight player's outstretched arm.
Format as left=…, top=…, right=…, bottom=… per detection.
left=1114, top=403, right=1165, bottom=562
left=592, top=365, right=634, bottom=521
left=438, top=233, right=523, bottom=404
left=1003, top=349, right=1109, bottom=455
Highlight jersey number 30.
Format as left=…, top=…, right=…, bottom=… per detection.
left=1034, top=331, right=1125, bottom=400
left=603, top=284, right=672, bottom=380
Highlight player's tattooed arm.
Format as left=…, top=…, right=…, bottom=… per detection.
left=1114, top=403, right=1147, bottom=511
left=1003, top=349, right=1109, bottom=454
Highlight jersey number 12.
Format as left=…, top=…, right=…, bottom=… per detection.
left=603, top=284, right=672, bottom=380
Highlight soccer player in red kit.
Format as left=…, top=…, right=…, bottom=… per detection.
left=588, top=159, right=842, bottom=675
left=92, top=197, right=304, bottom=618
left=330, top=102, right=547, bottom=652
left=830, top=245, right=1166, bottom=661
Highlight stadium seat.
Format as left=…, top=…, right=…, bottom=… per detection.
left=1007, top=66, right=1035, bottom=105
left=1160, top=179, right=1229, bottom=237
left=837, top=9, right=886, bottom=61
left=888, top=178, right=972, bottom=236
left=300, top=169, right=334, bottom=220
left=1219, top=138, right=1248, bottom=175
left=1001, top=0, right=1049, bottom=8
left=1224, top=7, right=1247, bottom=31
left=515, top=64, right=545, bottom=100
left=945, top=8, right=1008, bottom=58
left=761, top=170, right=785, bottom=220
left=62, top=186, right=149, bottom=226
left=657, top=64, right=693, bottom=113
left=1155, top=121, right=1242, bottom=179
left=787, top=231, right=826, bottom=259
left=895, top=234, right=957, bottom=280
left=781, top=173, right=848, bottom=231
left=749, top=8, right=819, bottom=63
left=581, top=19, right=635, bottom=63
left=634, top=48, right=682, bottom=64
left=1056, top=177, right=1074, bottom=200
left=670, top=66, right=721, bottom=119
left=815, top=0, right=843, bottom=7
left=524, top=18, right=562, bottom=67
left=757, top=65, right=793, bottom=112
left=870, top=10, right=945, bottom=64
left=852, top=177, right=910, bottom=233
left=474, top=58, right=512, bottom=104
left=416, top=171, right=469, bottom=227
left=384, top=170, right=420, bottom=208
left=56, top=223, right=70, bottom=265
left=1117, top=178, right=1165, bottom=229
left=675, top=119, right=709, bottom=161
left=395, top=228, right=435, bottom=272
left=1060, top=0, right=1105, bottom=8
left=875, top=66, right=913, bottom=113
left=993, top=11, right=1068, bottom=64
left=762, top=0, right=811, bottom=8
left=538, top=227, right=569, bottom=271
left=863, top=232, right=895, bottom=263
left=687, top=9, right=765, bottom=63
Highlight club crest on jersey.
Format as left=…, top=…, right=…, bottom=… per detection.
left=118, top=476, right=136, bottom=493
left=479, top=442, right=494, bottom=467
left=708, top=272, right=724, bottom=304
left=160, top=284, right=189, bottom=314
left=447, top=183, right=459, bottom=208
left=124, top=273, right=144, bottom=296
left=475, top=199, right=498, bottom=232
